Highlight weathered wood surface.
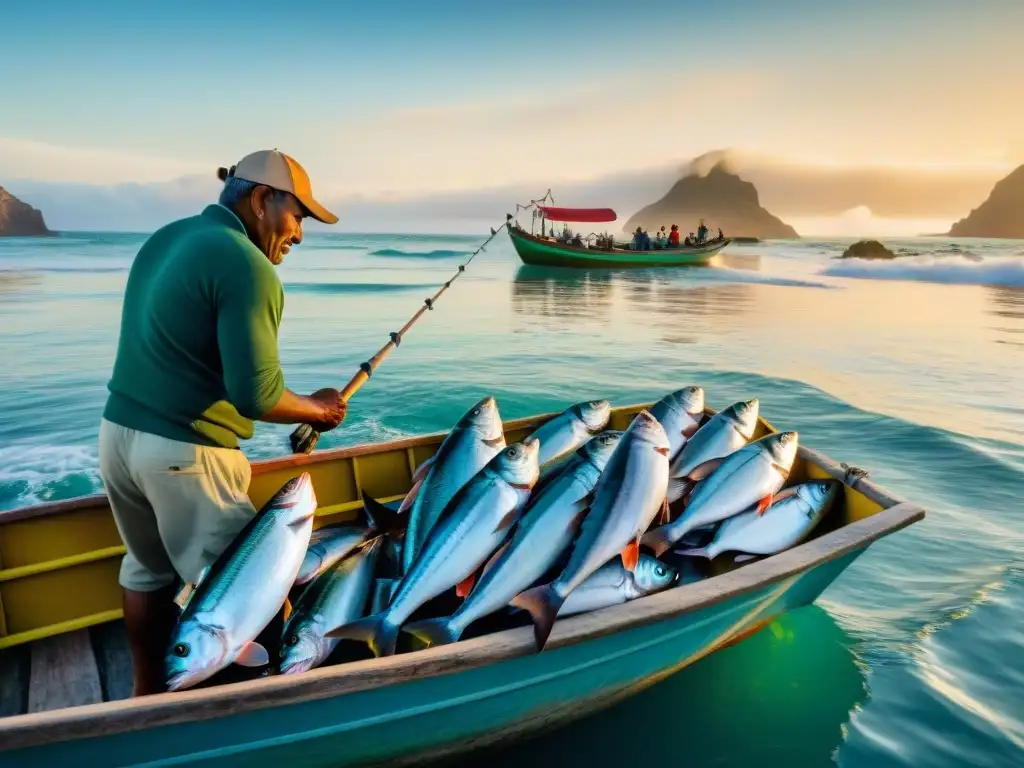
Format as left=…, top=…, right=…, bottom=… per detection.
left=0, top=500, right=924, bottom=751
left=26, top=630, right=103, bottom=713
left=90, top=622, right=133, bottom=704
left=0, top=646, right=29, bottom=718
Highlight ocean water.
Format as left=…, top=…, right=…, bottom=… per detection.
left=1, top=228, right=1022, bottom=767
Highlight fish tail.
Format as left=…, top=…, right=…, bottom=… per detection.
left=640, top=525, right=678, bottom=557
left=403, top=617, right=461, bottom=648
left=325, top=612, right=399, bottom=657
left=361, top=492, right=403, bottom=535
left=510, top=584, right=564, bottom=651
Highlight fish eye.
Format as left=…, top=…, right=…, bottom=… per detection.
left=287, top=635, right=299, bottom=647
left=472, top=407, right=480, bottom=415
left=173, top=643, right=190, bottom=658
left=507, top=447, right=519, bottom=457
left=655, top=566, right=666, bottom=577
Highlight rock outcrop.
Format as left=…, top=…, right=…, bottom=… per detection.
left=0, top=186, right=53, bottom=237
left=948, top=165, right=1024, bottom=238
left=839, top=240, right=897, bottom=260
left=623, top=163, right=798, bottom=239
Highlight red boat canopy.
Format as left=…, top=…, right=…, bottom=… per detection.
left=537, top=205, right=617, bottom=223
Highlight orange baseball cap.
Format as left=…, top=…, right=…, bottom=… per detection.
left=218, top=149, right=338, bottom=224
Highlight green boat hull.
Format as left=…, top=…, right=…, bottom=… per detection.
left=2, top=551, right=863, bottom=768
left=508, top=227, right=730, bottom=268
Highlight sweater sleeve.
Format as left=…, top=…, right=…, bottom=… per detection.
left=215, top=249, right=286, bottom=419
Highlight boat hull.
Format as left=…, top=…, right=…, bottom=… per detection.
left=0, top=550, right=864, bottom=768
left=508, top=227, right=729, bottom=268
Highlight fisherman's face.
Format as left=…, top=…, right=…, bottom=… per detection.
left=252, top=188, right=305, bottom=265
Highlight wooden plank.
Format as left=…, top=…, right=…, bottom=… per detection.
left=0, top=501, right=924, bottom=750
left=26, top=630, right=103, bottom=713
left=0, top=646, right=29, bottom=717
left=90, top=622, right=134, bottom=703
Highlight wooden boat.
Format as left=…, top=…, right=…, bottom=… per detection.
left=510, top=226, right=730, bottom=269
left=509, top=205, right=730, bottom=268
left=0, top=402, right=925, bottom=767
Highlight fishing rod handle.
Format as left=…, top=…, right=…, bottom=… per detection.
left=288, top=344, right=398, bottom=455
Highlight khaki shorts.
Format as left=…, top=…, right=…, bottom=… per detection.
left=98, top=418, right=256, bottom=592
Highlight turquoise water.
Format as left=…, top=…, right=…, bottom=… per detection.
left=1, top=229, right=1023, bottom=766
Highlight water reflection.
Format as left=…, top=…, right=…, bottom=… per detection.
left=986, top=287, right=1024, bottom=349
left=453, top=606, right=867, bottom=768
left=511, top=266, right=754, bottom=344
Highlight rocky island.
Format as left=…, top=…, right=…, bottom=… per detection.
left=839, top=240, right=897, bottom=260
left=0, top=186, right=54, bottom=237
left=948, top=164, right=1024, bottom=239
left=623, top=163, right=799, bottom=239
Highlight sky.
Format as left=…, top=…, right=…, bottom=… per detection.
left=2, top=0, right=1023, bottom=234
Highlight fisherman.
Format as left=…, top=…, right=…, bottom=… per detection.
left=717, top=227, right=724, bottom=240
left=98, top=150, right=347, bottom=697
left=632, top=226, right=644, bottom=250
left=697, top=219, right=709, bottom=244
left=669, top=224, right=681, bottom=247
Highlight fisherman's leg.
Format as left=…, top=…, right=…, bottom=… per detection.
left=99, top=419, right=180, bottom=697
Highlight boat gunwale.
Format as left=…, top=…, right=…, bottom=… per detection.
left=508, top=225, right=732, bottom=258
left=0, top=438, right=925, bottom=750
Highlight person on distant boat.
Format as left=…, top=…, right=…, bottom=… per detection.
left=570, top=233, right=584, bottom=247
left=669, top=224, right=681, bottom=247
left=687, top=232, right=696, bottom=246
left=98, top=150, right=346, bottom=697
left=717, top=227, right=724, bottom=241
left=641, top=228, right=652, bottom=250
left=697, top=219, right=709, bottom=244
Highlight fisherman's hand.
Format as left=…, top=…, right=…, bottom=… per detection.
left=309, top=387, right=347, bottom=432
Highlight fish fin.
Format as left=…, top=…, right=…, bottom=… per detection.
left=282, top=598, right=293, bottom=623
left=361, top=491, right=403, bottom=534
left=676, top=547, right=710, bottom=559
left=403, top=617, right=461, bottom=648
left=234, top=641, right=269, bottom=668
left=287, top=510, right=316, bottom=530
left=756, top=493, right=774, bottom=516
left=482, top=435, right=506, bottom=448
left=307, top=526, right=338, bottom=546
left=510, top=584, right=564, bottom=652
left=688, top=457, right=724, bottom=481
left=173, top=582, right=194, bottom=611
left=480, top=539, right=511, bottom=580
left=682, top=422, right=701, bottom=439
left=411, top=455, right=436, bottom=485
left=494, top=509, right=519, bottom=533
left=621, top=538, right=640, bottom=572
left=657, top=496, right=671, bottom=526
left=733, top=553, right=758, bottom=563
left=771, top=486, right=800, bottom=504
left=325, top=613, right=398, bottom=657
left=397, top=476, right=424, bottom=517
left=640, top=526, right=677, bottom=558
left=455, top=571, right=478, bottom=599
left=667, top=477, right=693, bottom=504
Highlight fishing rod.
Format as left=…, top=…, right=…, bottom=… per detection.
left=289, top=191, right=553, bottom=455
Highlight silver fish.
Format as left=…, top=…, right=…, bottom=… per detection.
left=403, top=430, right=624, bottom=648
left=529, top=399, right=611, bottom=478
left=295, top=495, right=401, bottom=586
left=401, top=396, right=506, bottom=574
left=279, top=537, right=382, bottom=675
left=679, top=480, right=839, bottom=561
left=647, top=386, right=705, bottom=463
left=644, top=431, right=799, bottom=556
left=328, top=439, right=540, bottom=657
left=512, top=410, right=670, bottom=651
left=558, top=555, right=678, bottom=617
left=165, top=473, right=317, bottom=691
left=667, top=399, right=760, bottom=503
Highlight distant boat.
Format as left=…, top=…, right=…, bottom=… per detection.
left=509, top=206, right=729, bottom=268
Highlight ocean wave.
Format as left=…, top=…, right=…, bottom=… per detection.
left=0, top=444, right=102, bottom=511
left=368, top=248, right=469, bottom=259
left=284, top=281, right=438, bottom=295
left=821, top=256, right=1024, bottom=288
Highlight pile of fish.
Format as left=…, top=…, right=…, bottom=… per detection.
left=164, top=389, right=842, bottom=691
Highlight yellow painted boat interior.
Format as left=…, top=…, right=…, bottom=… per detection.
left=0, top=403, right=884, bottom=651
